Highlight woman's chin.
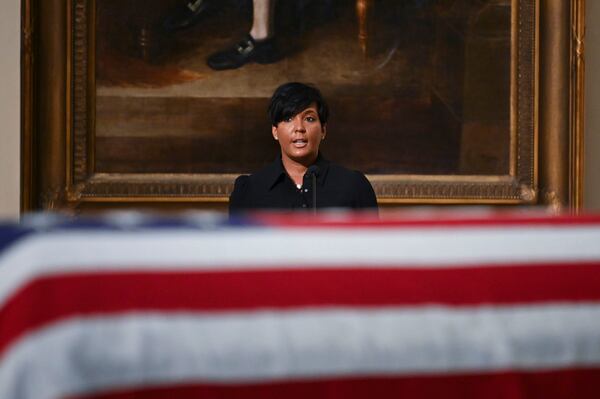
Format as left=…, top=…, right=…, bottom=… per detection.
left=285, top=151, right=318, bottom=164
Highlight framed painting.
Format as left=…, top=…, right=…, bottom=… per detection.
left=21, top=0, right=584, bottom=212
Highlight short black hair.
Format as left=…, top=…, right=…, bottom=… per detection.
left=268, top=82, right=329, bottom=127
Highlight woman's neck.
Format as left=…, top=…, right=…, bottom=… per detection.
left=281, top=154, right=316, bottom=186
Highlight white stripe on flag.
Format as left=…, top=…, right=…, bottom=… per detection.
left=1, top=226, right=600, bottom=305
left=1, top=303, right=600, bottom=399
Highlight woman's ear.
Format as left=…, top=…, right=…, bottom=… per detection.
left=321, top=124, right=327, bottom=140
left=272, top=125, right=278, bottom=140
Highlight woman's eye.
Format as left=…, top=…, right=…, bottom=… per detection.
left=283, top=117, right=292, bottom=122
left=306, top=116, right=316, bottom=122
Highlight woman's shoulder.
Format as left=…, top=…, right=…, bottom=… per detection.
left=229, top=160, right=283, bottom=212
left=326, top=162, right=377, bottom=209
left=231, top=160, right=281, bottom=195
left=244, top=160, right=282, bottom=187
left=232, top=174, right=251, bottom=189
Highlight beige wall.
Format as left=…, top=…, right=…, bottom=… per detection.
left=0, top=0, right=20, bottom=220
left=0, top=1, right=599, bottom=216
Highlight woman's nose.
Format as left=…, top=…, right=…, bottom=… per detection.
left=293, top=117, right=306, bottom=132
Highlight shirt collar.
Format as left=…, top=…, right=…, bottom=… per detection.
left=266, top=153, right=331, bottom=191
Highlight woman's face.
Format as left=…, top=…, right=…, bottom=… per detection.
left=272, top=104, right=326, bottom=165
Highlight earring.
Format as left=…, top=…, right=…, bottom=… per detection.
left=274, top=136, right=278, bottom=140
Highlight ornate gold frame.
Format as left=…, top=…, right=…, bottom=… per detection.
left=21, top=0, right=585, bottom=212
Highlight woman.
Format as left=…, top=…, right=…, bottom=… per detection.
left=229, top=82, right=378, bottom=213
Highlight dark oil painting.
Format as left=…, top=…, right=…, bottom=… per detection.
left=95, top=0, right=511, bottom=177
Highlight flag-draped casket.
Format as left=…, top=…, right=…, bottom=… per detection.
left=1, top=212, right=600, bottom=399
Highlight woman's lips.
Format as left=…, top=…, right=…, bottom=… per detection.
left=292, top=139, right=308, bottom=148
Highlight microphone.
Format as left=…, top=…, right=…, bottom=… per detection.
left=306, top=165, right=320, bottom=214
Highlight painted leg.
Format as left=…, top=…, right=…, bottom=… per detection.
left=207, top=0, right=280, bottom=70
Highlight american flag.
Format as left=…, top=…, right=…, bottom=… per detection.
left=1, top=212, right=600, bottom=399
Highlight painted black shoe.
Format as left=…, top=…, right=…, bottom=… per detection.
left=206, top=35, right=281, bottom=70
left=162, top=0, right=210, bottom=33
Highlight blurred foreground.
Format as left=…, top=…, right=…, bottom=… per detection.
left=1, top=210, right=600, bottom=398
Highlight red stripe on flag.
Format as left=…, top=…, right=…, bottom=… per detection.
left=69, top=368, right=600, bottom=399
left=1, top=262, right=600, bottom=358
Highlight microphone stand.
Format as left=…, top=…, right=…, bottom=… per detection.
left=312, top=172, right=317, bottom=215
left=306, top=165, right=319, bottom=215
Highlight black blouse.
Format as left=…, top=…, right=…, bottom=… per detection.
left=229, top=154, right=378, bottom=213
